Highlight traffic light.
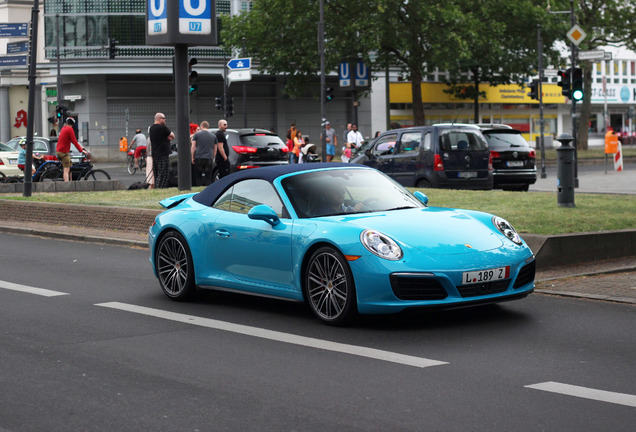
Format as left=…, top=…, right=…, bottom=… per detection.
left=225, top=97, right=234, bottom=117
left=528, top=79, right=540, bottom=101
left=188, top=57, right=199, bottom=94
left=571, top=67, right=583, bottom=101
left=557, top=68, right=572, bottom=98
left=108, top=38, right=118, bottom=59
left=56, top=105, right=69, bottom=120
left=325, top=86, right=335, bottom=102
left=214, top=96, right=224, bottom=110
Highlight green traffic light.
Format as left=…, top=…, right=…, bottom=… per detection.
left=572, top=89, right=583, bottom=101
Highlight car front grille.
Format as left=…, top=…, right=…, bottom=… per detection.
left=513, top=260, right=536, bottom=288
left=457, top=279, right=510, bottom=298
left=390, top=274, right=448, bottom=300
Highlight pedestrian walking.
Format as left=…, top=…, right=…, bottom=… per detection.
left=191, top=121, right=217, bottom=186
left=347, top=124, right=364, bottom=151
left=148, top=112, right=175, bottom=188
left=56, top=117, right=90, bottom=182
left=214, top=119, right=230, bottom=179
left=320, top=121, right=337, bottom=162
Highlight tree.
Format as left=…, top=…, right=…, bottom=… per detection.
left=562, top=0, right=636, bottom=150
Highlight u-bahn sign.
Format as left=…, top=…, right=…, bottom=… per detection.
left=146, top=0, right=216, bottom=46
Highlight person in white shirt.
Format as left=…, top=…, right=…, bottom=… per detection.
left=346, top=124, right=364, bottom=151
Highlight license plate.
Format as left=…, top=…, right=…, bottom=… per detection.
left=9, top=159, right=17, bottom=164
left=462, top=266, right=509, bottom=285
left=458, top=171, right=477, bottom=178
left=506, top=161, right=524, bottom=167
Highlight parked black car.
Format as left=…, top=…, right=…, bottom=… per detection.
left=168, top=128, right=289, bottom=186
left=350, top=124, right=493, bottom=190
left=477, top=124, right=536, bottom=191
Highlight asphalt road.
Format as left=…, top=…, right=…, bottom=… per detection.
left=1, top=233, right=635, bottom=431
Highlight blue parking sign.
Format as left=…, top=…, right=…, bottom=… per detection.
left=179, top=0, right=212, bottom=35
left=148, top=0, right=168, bottom=35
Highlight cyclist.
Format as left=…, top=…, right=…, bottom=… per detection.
left=16, top=138, right=43, bottom=173
left=129, top=128, right=147, bottom=169
left=56, top=118, right=90, bottom=182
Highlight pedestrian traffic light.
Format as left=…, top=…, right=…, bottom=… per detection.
left=188, top=57, right=199, bottom=94
left=108, top=38, right=118, bottom=59
left=325, top=87, right=335, bottom=102
left=528, top=79, right=540, bottom=101
left=225, top=97, right=234, bottom=118
left=557, top=68, right=571, bottom=99
left=571, top=67, right=583, bottom=101
left=214, top=96, right=223, bottom=110
left=56, top=105, right=69, bottom=119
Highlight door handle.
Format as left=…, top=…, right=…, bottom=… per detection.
left=215, top=229, right=230, bottom=238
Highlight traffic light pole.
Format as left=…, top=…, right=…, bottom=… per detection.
left=537, top=25, right=546, bottom=179
left=23, top=0, right=40, bottom=197
left=318, top=0, right=327, bottom=160
left=569, top=0, right=579, bottom=187
left=174, top=44, right=192, bottom=191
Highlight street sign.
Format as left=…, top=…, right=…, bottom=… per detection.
left=339, top=62, right=352, bottom=88
left=7, top=41, right=29, bottom=54
left=355, top=62, right=370, bottom=89
left=0, top=23, right=28, bottom=37
left=148, top=0, right=168, bottom=35
left=566, top=25, right=586, bottom=46
left=179, top=0, right=212, bottom=35
left=0, top=55, right=27, bottom=68
left=227, top=58, right=251, bottom=70
left=227, top=70, right=252, bottom=83
left=604, top=51, right=613, bottom=61
left=579, top=50, right=606, bottom=61
left=543, top=68, right=559, bottom=77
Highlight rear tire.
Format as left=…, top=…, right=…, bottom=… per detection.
left=40, top=166, right=61, bottom=182
left=416, top=179, right=432, bottom=188
left=155, top=231, right=196, bottom=301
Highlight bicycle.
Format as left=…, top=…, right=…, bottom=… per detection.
left=39, top=154, right=111, bottom=182
left=126, top=147, right=147, bottom=175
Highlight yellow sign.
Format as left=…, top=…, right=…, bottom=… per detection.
left=390, top=82, right=567, bottom=105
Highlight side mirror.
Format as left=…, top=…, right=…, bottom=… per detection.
left=413, top=191, right=429, bottom=206
left=248, top=204, right=281, bottom=226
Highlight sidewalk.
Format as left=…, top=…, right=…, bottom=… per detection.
left=531, top=162, right=636, bottom=194
left=1, top=218, right=634, bottom=305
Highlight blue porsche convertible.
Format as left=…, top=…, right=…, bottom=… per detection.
left=149, top=163, right=535, bottom=325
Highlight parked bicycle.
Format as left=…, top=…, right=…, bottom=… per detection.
left=126, top=147, right=147, bottom=175
left=38, top=154, right=111, bottom=182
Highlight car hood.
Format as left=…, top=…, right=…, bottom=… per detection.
left=338, top=207, right=503, bottom=255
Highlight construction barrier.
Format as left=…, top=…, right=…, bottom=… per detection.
left=614, top=142, right=623, bottom=172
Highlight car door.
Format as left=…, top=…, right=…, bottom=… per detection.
left=362, top=132, right=398, bottom=176
left=391, top=131, right=422, bottom=186
left=212, top=179, right=296, bottom=294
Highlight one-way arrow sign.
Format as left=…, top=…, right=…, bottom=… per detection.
left=227, top=58, right=251, bottom=70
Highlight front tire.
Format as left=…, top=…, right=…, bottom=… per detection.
left=127, top=155, right=136, bottom=174
left=40, top=166, right=61, bottom=182
left=304, top=246, right=357, bottom=325
left=155, top=231, right=196, bottom=300
left=83, top=169, right=111, bottom=181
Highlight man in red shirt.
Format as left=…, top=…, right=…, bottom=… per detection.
left=56, top=118, right=89, bottom=181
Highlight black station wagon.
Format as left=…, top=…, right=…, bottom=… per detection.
left=350, top=124, right=493, bottom=190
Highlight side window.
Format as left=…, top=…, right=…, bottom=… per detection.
left=397, top=132, right=422, bottom=155
left=372, top=133, right=398, bottom=156
left=212, top=179, right=285, bottom=216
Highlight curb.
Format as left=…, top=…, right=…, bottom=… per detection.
left=1, top=225, right=148, bottom=249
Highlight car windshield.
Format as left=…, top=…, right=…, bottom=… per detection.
left=239, top=133, right=285, bottom=148
left=0, top=142, right=14, bottom=151
left=439, top=130, right=488, bottom=151
left=483, top=132, right=530, bottom=150
left=281, top=168, right=423, bottom=218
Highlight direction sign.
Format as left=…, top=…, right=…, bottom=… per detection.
left=0, top=23, right=28, bottom=37
left=7, top=41, right=29, bottom=54
left=566, top=25, right=586, bottom=46
left=579, top=50, right=606, bottom=61
left=0, top=55, right=27, bottom=68
left=227, top=70, right=252, bottom=82
left=227, top=58, right=251, bottom=70
left=604, top=51, right=613, bottom=61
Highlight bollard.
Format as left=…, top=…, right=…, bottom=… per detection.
left=556, top=133, right=575, bottom=207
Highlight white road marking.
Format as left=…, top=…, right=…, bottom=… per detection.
left=96, top=302, right=448, bottom=369
left=0, top=280, right=69, bottom=297
left=526, top=381, right=636, bottom=408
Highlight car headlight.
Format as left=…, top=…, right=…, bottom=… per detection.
left=360, top=229, right=403, bottom=260
left=492, top=216, right=522, bottom=245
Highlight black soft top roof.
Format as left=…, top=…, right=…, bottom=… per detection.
left=193, top=162, right=360, bottom=206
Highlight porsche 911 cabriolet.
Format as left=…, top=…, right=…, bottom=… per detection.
left=149, top=163, right=535, bottom=325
